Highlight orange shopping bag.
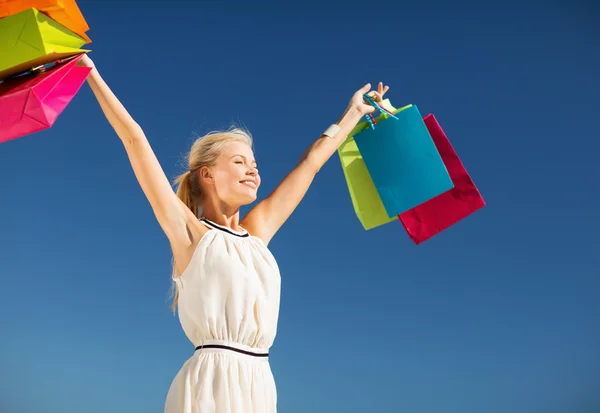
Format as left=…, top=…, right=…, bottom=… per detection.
left=0, top=0, right=91, bottom=43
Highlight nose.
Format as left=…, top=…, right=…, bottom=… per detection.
left=247, top=166, right=258, bottom=176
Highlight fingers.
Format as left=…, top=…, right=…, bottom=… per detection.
left=354, top=83, right=372, bottom=100
left=364, top=82, right=390, bottom=100
left=368, top=91, right=382, bottom=101
left=356, top=82, right=390, bottom=106
left=379, top=82, right=390, bottom=97
left=367, top=90, right=386, bottom=102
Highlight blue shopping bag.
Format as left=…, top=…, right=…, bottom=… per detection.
left=353, top=104, right=454, bottom=217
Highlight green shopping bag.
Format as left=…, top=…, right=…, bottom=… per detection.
left=0, top=8, right=88, bottom=80
left=337, top=99, right=412, bottom=230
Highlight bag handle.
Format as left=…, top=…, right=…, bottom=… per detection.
left=3, top=54, right=82, bottom=82
left=363, top=93, right=399, bottom=129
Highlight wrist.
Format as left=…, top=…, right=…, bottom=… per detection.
left=319, top=106, right=363, bottom=142
left=336, top=105, right=363, bottom=127
left=318, top=105, right=363, bottom=143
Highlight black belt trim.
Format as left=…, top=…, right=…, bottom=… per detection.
left=195, top=344, right=269, bottom=357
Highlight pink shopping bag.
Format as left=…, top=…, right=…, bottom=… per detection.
left=0, top=54, right=91, bottom=144
left=398, top=114, right=485, bottom=244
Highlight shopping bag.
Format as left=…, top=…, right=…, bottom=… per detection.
left=0, top=54, right=91, bottom=144
left=398, top=114, right=485, bottom=244
left=337, top=100, right=413, bottom=230
left=353, top=104, right=454, bottom=218
left=0, top=7, right=88, bottom=80
left=0, top=0, right=91, bottom=42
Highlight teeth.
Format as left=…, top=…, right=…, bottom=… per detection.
left=241, top=180, right=256, bottom=188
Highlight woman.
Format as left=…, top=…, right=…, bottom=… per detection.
left=77, top=53, right=389, bottom=413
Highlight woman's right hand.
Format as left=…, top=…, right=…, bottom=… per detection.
left=76, top=53, right=95, bottom=68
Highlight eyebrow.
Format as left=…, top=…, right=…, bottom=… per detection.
left=231, top=155, right=257, bottom=166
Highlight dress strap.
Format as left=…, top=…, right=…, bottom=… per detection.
left=200, top=218, right=249, bottom=238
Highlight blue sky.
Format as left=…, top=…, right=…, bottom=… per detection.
left=1, top=1, right=599, bottom=412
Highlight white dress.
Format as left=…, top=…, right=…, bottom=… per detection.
left=165, top=218, right=281, bottom=413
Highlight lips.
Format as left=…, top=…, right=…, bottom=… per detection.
left=240, top=180, right=257, bottom=189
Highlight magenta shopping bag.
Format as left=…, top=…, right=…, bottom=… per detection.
left=0, top=54, right=91, bottom=144
left=398, top=114, right=485, bottom=244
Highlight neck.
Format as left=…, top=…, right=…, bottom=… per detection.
left=200, top=202, right=242, bottom=231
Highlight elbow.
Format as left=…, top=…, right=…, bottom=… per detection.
left=117, top=123, right=145, bottom=145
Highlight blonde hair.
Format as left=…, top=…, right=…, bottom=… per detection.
left=169, top=126, right=253, bottom=311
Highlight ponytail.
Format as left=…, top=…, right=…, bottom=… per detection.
left=174, top=169, right=201, bottom=218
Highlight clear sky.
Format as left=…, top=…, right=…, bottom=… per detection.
left=1, top=1, right=599, bottom=412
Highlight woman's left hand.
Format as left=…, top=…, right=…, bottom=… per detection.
left=349, top=82, right=390, bottom=116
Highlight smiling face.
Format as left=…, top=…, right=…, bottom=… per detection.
left=203, top=140, right=260, bottom=207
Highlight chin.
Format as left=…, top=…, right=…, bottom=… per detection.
left=232, top=191, right=257, bottom=206
left=243, top=192, right=258, bottom=204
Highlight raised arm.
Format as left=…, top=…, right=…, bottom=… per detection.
left=79, top=55, right=200, bottom=249
left=243, top=82, right=390, bottom=244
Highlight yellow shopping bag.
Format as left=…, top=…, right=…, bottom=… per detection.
left=337, top=99, right=412, bottom=230
left=0, top=0, right=91, bottom=43
left=0, top=8, right=88, bottom=80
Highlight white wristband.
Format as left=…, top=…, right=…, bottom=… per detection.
left=322, top=124, right=341, bottom=138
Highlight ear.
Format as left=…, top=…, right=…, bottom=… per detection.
left=199, top=166, right=213, bottom=184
